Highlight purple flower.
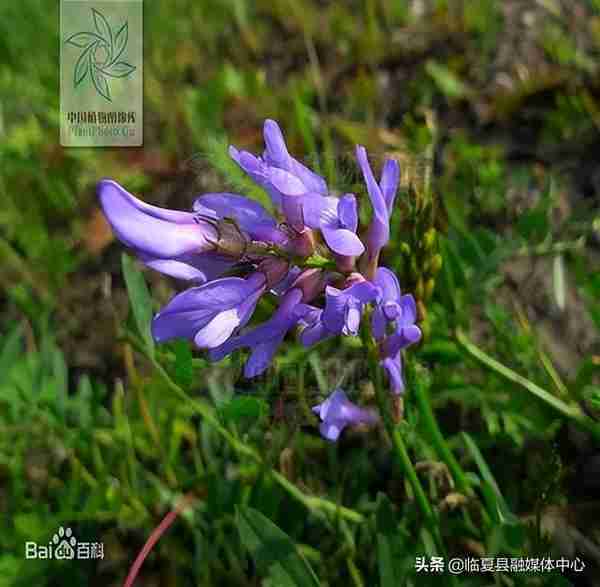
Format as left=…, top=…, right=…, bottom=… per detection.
left=370, top=267, right=402, bottom=340
left=377, top=284, right=422, bottom=394
left=355, top=146, right=400, bottom=271
left=98, top=179, right=221, bottom=276
left=152, top=273, right=266, bottom=349
left=312, top=388, right=378, bottom=441
left=230, top=119, right=328, bottom=231
left=297, top=306, right=329, bottom=347
left=298, top=278, right=380, bottom=346
left=210, top=288, right=306, bottom=377
left=322, top=280, right=380, bottom=336
left=302, top=194, right=364, bottom=256
left=102, top=119, right=424, bottom=400
left=100, top=180, right=270, bottom=283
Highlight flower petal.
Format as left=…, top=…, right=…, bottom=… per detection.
left=321, top=226, right=365, bottom=256
left=151, top=302, right=215, bottom=343
left=398, top=294, right=417, bottom=327
left=229, top=147, right=266, bottom=182
left=386, top=324, right=422, bottom=356
left=194, top=309, right=241, bottom=349
left=193, top=193, right=277, bottom=236
left=337, top=194, right=358, bottom=232
left=98, top=179, right=195, bottom=224
left=138, top=252, right=235, bottom=282
left=374, top=267, right=401, bottom=303
left=312, top=388, right=378, bottom=441
left=356, top=146, right=390, bottom=253
left=300, top=320, right=332, bottom=347
left=98, top=180, right=215, bottom=258
left=380, top=159, right=400, bottom=212
left=382, top=355, right=404, bottom=394
left=269, top=167, right=306, bottom=196
left=322, top=282, right=378, bottom=333
left=263, top=119, right=290, bottom=169
left=302, top=195, right=337, bottom=229
left=343, top=300, right=362, bottom=335
left=209, top=288, right=303, bottom=366
left=320, top=420, right=344, bottom=441
left=370, top=306, right=387, bottom=340
left=263, top=119, right=328, bottom=195
left=244, top=336, right=283, bottom=378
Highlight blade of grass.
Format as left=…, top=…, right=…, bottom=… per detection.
left=456, top=329, right=600, bottom=441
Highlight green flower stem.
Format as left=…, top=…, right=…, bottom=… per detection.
left=368, top=341, right=445, bottom=555
left=271, top=470, right=365, bottom=524
left=126, top=333, right=365, bottom=524
left=456, top=329, right=600, bottom=442
left=369, top=344, right=462, bottom=585
left=407, top=361, right=472, bottom=496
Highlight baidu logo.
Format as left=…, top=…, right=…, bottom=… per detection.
left=25, top=526, right=104, bottom=560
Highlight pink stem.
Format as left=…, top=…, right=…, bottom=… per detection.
left=123, top=493, right=196, bottom=587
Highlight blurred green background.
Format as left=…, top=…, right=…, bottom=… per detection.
left=1, top=1, right=600, bottom=585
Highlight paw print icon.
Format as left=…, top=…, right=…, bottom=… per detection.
left=53, top=526, right=77, bottom=560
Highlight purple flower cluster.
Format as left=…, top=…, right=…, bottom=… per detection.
left=99, top=119, right=422, bottom=439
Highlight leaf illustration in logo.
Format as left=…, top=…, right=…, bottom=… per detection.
left=91, top=63, right=111, bottom=101
left=65, top=31, right=102, bottom=48
left=92, top=8, right=113, bottom=60
left=111, top=22, right=128, bottom=65
left=103, top=61, right=136, bottom=78
left=66, top=9, right=134, bottom=100
left=73, top=40, right=99, bottom=86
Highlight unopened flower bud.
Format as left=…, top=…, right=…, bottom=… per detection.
left=344, top=272, right=367, bottom=287
left=424, top=278, right=435, bottom=300
left=292, top=268, right=327, bottom=303
left=400, top=242, right=411, bottom=256
left=288, top=229, right=316, bottom=258
left=430, top=254, right=443, bottom=275
left=423, top=228, right=437, bottom=251
left=334, top=253, right=355, bottom=273
left=415, top=278, right=424, bottom=300
left=258, top=257, right=290, bottom=289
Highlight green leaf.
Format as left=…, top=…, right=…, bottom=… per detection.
left=103, top=61, right=135, bottom=78
left=52, top=345, right=68, bottom=420
left=374, top=492, right=398, bottom=536
left=74, top=375, right=93, bottom=428
left=121, top=253, right=154, bottom=357
left=377, top=534, right=398, bottom=587
left=65, top=31, right=102, bottom=48
left=0, top=325, right=23, bottom=385
left=462, top=432, right=518, bottom=524
left=425, top=60, right=470, bottom=99
left=237, top=507, right=321, bottom=587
